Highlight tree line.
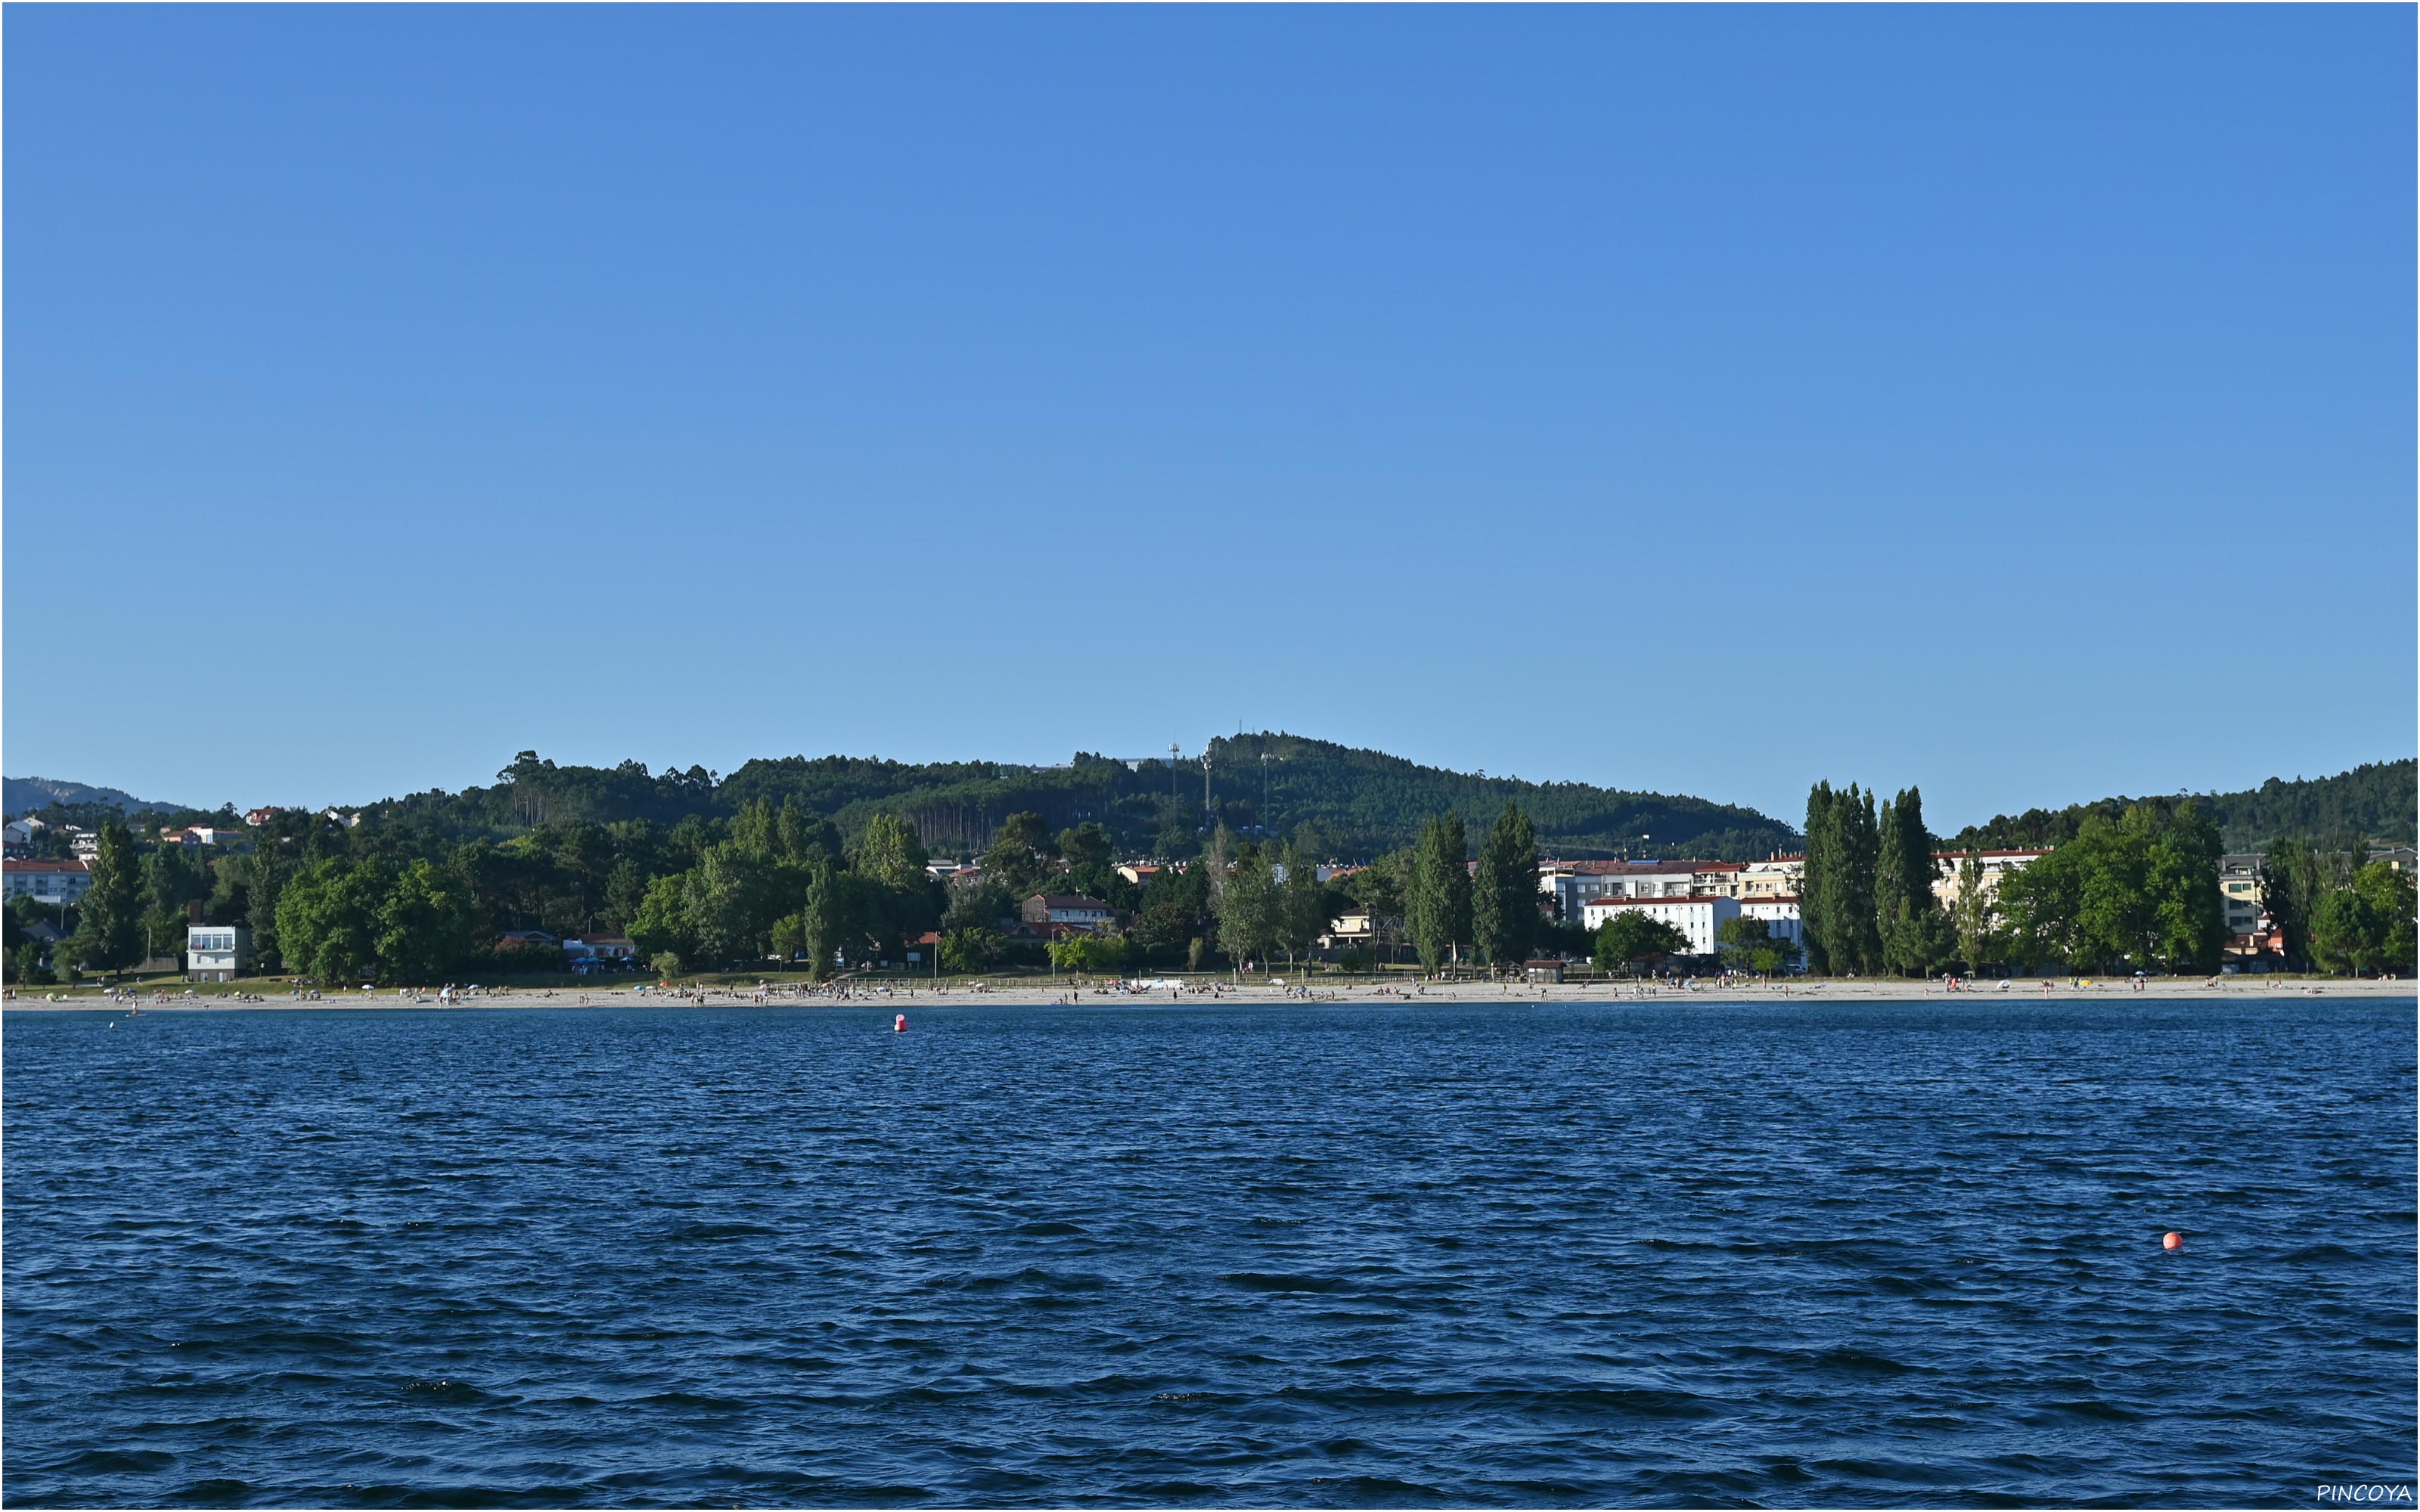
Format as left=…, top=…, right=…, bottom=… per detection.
left=1804, top=779, right=2412, bottom=976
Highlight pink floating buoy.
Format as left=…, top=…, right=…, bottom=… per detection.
left=2162, top=1231, right=2184, bottom=1251
left=894, top=1014, right=907, bottom=1033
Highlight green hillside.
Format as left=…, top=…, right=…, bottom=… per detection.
left=364, top=734, right=1800, bottom=862
left=1944, top=758, right=2416, bottom=854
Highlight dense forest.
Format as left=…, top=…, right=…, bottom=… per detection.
left=198, top=735, right=1801, bottom=863
left=1944, top=759, right=2415, bottom=854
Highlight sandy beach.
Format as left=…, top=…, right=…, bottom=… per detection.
left=7, top=975, right=2412, bottom=1011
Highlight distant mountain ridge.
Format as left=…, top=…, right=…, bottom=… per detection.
left=381, top=735, right=1806, bottom=862
left=4, top=776, right=195, bottom=820
left=1944, top=758, right=2415, bottom=854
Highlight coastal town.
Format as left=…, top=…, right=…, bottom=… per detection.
left=5, top=799, right=2409, bottom=988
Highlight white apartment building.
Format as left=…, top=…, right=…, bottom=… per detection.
left=1580, top=894, right=1740, bottom=956
left=188, top=925, right=250, bottom=982
left=2217, top=855, right=2265, bottom=939
left=1930, top=849, right=2049, bottom=908
left=1737, top=857, right=1804, bottom=899
left=1539, top=860, right=1750, bottom=919
left=3, top=859, right=92, bottom=907
left=1739, top=896, right=1804, bottom=955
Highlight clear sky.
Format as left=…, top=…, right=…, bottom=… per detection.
left=6, top=5, right=2412, bottom=832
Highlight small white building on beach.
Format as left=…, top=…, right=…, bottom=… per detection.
left=188, top=924, right=250, bottom=981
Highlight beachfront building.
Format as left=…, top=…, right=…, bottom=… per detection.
left=1022, top=894, right=1117, bottom=932
left=1320, top=911, right=1385, bottom=953
left=1928, top=849, right=2050, bottom=908
left=2217, top=855, right=2265, bottom=940
left=1579, top=894, right=1739, bottom=956
left=1538, top=860, right=1744, bottom=920
left=4, top=858, right=92, bottom=907
left=1739, top=896, right=1805, bottom=956
left=187, top=924, right=250, bottom=982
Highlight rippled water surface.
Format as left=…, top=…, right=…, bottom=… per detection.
left=5, top=999, right=2414, bottom=1507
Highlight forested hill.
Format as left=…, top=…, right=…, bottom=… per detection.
left=355, top=735, right=1800, bottom=862
left=3, top=776, right=189, bottom=819
left=1944, top=759, right=2416, bottom=854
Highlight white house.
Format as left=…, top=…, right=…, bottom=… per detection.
left=4, top=858, right=93, bottom=907
left=1580, top=894, right=1739, bottom=956
left=188, top=924, right=250, bottom=981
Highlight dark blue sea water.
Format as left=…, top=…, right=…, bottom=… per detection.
left=5, top=999, right=2413, bottom=1507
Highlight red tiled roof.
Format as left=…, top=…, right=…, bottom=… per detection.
left=3, top=859, right=88, bottom=874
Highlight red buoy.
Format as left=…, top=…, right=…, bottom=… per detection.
left=894, top=1013, right=907, bottom=1033
left=2162, top=1231, right=2183, bottom=1251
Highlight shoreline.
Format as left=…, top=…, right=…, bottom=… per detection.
left=8, top=977, right=2413, bottom=1012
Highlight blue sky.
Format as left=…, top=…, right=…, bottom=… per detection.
left=6, top=5, right=2412, bottom=831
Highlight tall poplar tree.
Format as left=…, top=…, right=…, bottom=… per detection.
left=1440, top=811, right=1472, bottom=967
left=1217, top=841, right=1279, bottom=971
left=1405, top=812, right=1472, bottom=971
left=1801, top=783, right=1841, bottom=974
left=1276, top=839, right=1334, bottom=968
left=1472, top=801, right=1539, bottom=968
left=1845, top=786, right=1884, bottom=972
left=64, top=819, right=143, bottom=974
